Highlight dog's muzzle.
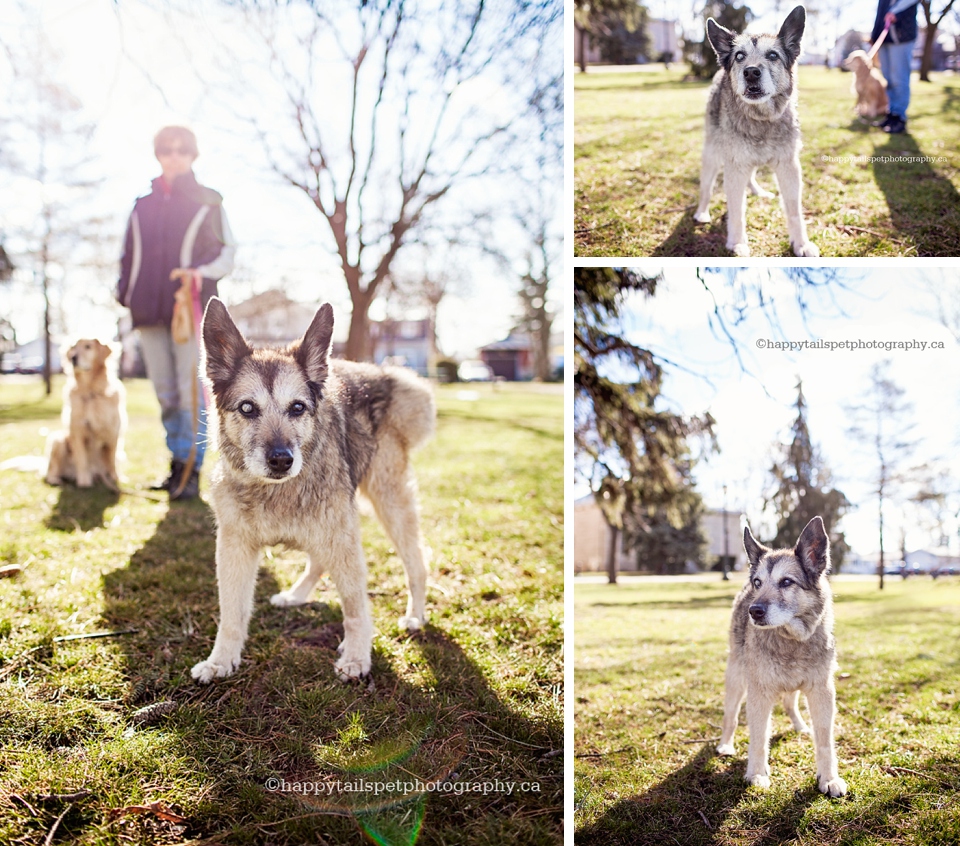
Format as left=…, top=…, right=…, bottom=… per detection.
left=743, top=66, right=765, bottom=99
left=748, top=603, right=767, bottom=624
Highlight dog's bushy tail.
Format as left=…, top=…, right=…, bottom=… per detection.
left=384, top=367, right=436, bottom=450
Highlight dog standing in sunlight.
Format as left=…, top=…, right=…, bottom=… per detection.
left=190, top=298, right=435, bottom=685
left=716, top=516, right=847, bottom=797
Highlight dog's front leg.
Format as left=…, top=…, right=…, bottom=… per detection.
left=774, top=156, right=820, bottom=258
left=717, top=656, right=747, bottom=756
left=722, top=167, right=751, bottom=257
left=192, top=530, right=260, bottom=683
left=694, top=143, right=722, bottom=224
left=806, top=680, right=847, bottom=797
left=744, top=689, right=775, bottom=787
left=72, top=427, right=93, bottom=488
left=326, top=519, right=374, bottom=682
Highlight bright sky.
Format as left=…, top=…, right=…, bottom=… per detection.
left=0, top=0, right=562, bottom=357
left=587, top=268, right=960, bottom=558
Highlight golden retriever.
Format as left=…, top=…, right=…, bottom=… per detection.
left=844, top=50, right=888, bottom=119
left=45, top=339, right=126, bottom=489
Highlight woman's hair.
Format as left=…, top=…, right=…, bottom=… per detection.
left=153, top=126, right=199, bottom=157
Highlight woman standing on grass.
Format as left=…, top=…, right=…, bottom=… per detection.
left=116, top=126, right=236, bottom=500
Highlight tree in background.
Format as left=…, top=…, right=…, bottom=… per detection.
left=767, top=379, right=851, bottom=571
left=574, top=267, right=715, bottom=583
left=919, top=1, right=958, bottom=82
left=845, top=361, right=917, bottom=590
left=1, top=25, right=106, bottom=394
left=686, top=0, right=753, bottom=79
left=206, top=0, right=561, bottom=361
left=574, top=0, right=646, bottom=72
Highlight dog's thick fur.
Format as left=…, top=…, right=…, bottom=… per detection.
left=717, top=516, right=847, bottom=797
left=693, top=5, right=819, bottom=258
left=191, top=298, right=435, bottom=684
left=45, top=339, right=125, bottom=489
left=844, top=50, right=888, bottom=119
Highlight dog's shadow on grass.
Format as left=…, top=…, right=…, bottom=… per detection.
left=872, top=132, right=960, bottom=256
left=577, top=741, right=825, bottom=846
left=97, top=501, right=562, bottom=842
left=650, top=208, right=800, bottom=258
left=45, top=483, right=120, bottom=532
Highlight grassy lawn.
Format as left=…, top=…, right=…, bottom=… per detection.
left=574, top=66, right=960, bottom=257
left=0, top=376, right=562, bottom=845
left=574, top=575, right=960, bottom=845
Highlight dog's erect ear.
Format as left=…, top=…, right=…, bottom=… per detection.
left=743, top=526, right=769, bottom=570
left=777, top=5, right=806, bottom=66
left=295, top=303, right=334, bottom=387
left=201, top=297, right=251, bottom=387
left=795, top=516, right=830, bottom=576
left=705, top=18, right=736, bottom=67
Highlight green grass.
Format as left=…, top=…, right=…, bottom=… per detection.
left=574, top=66, right=960, bottom=256
left=0, top=376, right=562, bottom=845
left=574, top=575, right=960, bottom=845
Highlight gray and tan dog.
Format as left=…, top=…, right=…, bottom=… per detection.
left=693, top=5, right=819, bottom=258
left=717, top=516, right=847, bottom=797
left=191, top=298, right=435, bottom=684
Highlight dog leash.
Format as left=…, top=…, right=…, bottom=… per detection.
left=866, top=21, right=890, bottom=63
left=169, top=269, right=203, bottom=500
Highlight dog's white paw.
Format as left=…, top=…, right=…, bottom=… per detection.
left=818, top=774, right=847, bottom=797
left=334, top=653, right=371, bottom=682
left=746, top=774, right=771, bottom=789
left=191, top=654, right=240, bottom=684
left=399, top=615, right=424, bottom=632
left=270, top=591, right=309, bottom=608
left=716, top=742, right=735, bottom=756
left=693, top=210, right=711, bottom=224
left=794, top=722, right=812, bottom=736
left=730, top=242, right=751, bottom=257
left=793, top=240, right=820, bottom=258
left=77, top=476, right=93, bottom=489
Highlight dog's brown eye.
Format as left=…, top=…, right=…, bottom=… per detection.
left=781, top=578, right=793, bottom=587
left=752, top=578, right=761, bottom=588
left=767, top=51, right=779, bottom=61
left=238, top=401, right=258, bottom=417
left=735, top=51, right=745, bottom=62
left=289, top=401, right=307, bottom=417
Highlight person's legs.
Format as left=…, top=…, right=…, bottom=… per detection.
left=880, top=40, right=913, bottom=122
left=138, top=326, right=182, bottom=462
left=171, top=335, right=207, bottom=469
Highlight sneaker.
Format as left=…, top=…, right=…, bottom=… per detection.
left=151, top=459, right=184, bottom=491
left=873, top=112, right=892, bottom=128
left=883, top=115, right=906, bottom=134
left=170, top=467, right=200, bottom=501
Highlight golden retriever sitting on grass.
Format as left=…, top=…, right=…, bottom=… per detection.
left=844, top=50, right=888, bottom=119
left=45, top=339, right=126, bottom=489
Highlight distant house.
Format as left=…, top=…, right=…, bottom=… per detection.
left=702, top=508, right=746, bottom=572
left=370, top=318, right=432, bottom=376
left=228, top=290, right=318, bottom=348
left=480, top=333, right=533, bottom=381
left=574, top=495, right=632, bottom=573
left=479, top=329, right=563, bottom=381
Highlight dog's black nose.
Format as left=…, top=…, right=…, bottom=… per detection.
left=744, top=66, right=762, bottom=82
left=749, top=604, right=766, bottom=621
left=267, top=447, right=294, bottom=473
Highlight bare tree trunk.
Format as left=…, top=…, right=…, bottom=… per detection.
left=606, top=522, right=619, bottom=585
left=578, top=26, right=588, bottom=73
left=919, top=24, right=937, bottom=81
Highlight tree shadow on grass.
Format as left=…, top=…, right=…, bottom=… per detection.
left=45, top=483, right=120, bottom=532
left=576, top=741, right=824, bottom=846
left=96, top=501, right=562, bottom=844
left=871, top=133, right=960, bottom=256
